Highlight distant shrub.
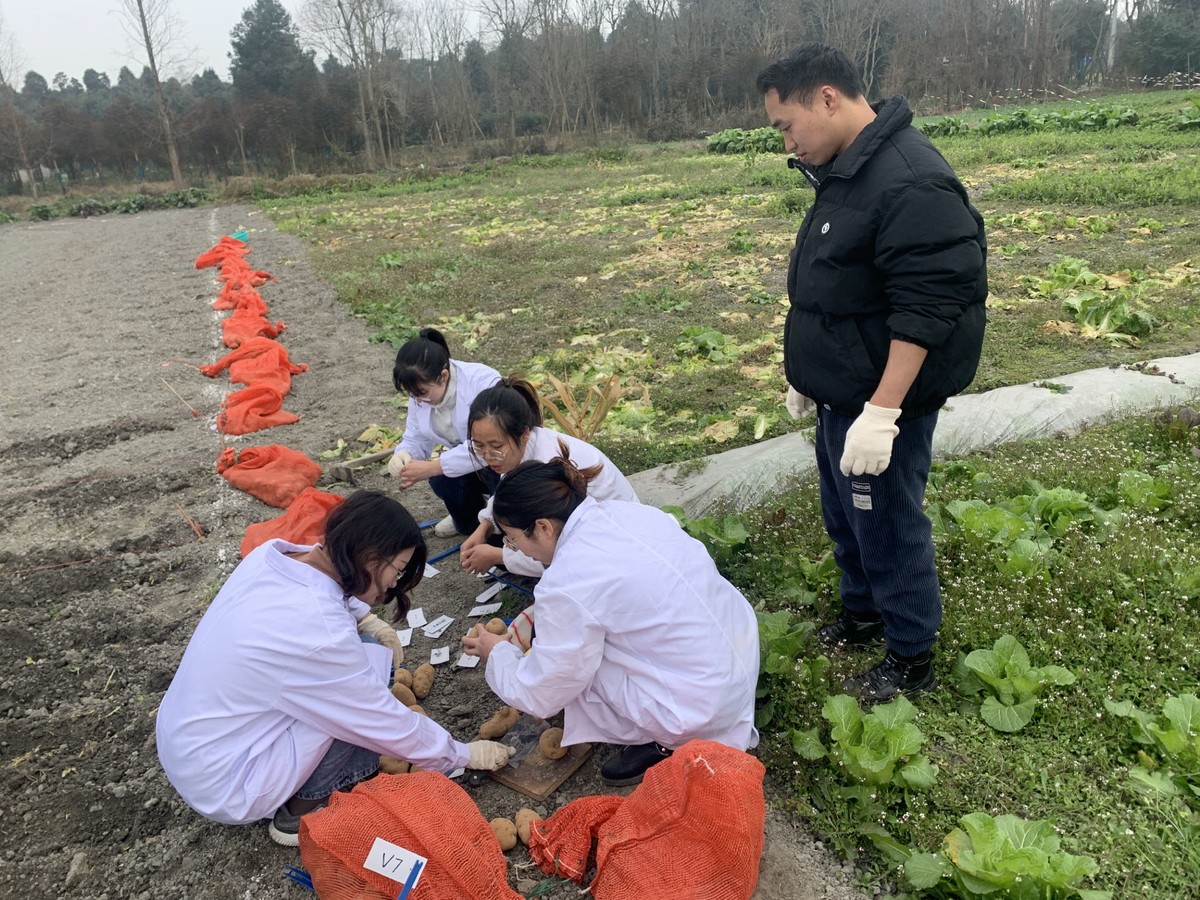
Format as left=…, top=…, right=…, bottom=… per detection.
left=707, top=127, right=785, bottom=154
left=28, top=204, right=56, bottom=221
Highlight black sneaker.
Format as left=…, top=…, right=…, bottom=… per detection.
left=842, top=650, right=936, bottom=703
left=600, top=742, right=673, bottom=787
left=267, top=804, right=302, bottom=847
left=816, top=611, right=886, bottom=648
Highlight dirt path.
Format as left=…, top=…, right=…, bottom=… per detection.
left=0, top=208, right=870, bottom=899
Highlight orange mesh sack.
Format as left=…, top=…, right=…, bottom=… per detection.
left=240, top=487, right=343, bottom=556
left=528, top=794, right=623, bottom=883
left=299, top=773, right=524, bottom=900
left=216, top=445, right=321, bottom=508
left=590, top=740, right=765, bottom=900
left=221, top=311, right=286, bottom=348
left=201, top=337, right=308, bottom=396
left=194, top=236, right=249, bottom=269
left=212, top=285, right=268, bottom=315
left=217, top=384, right=299, bottom=435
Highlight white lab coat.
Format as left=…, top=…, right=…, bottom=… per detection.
left=484, top=498, right=760, bottom=751
left=156, top=540, right=469, bottom=825
left=481, top=426, right=638, bottom=576
left=395, top=359, right=500, bottom=478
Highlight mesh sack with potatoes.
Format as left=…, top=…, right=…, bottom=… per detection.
left=298, top=772, right=524, bottom=900
left=529, top=739, right=765, bottom=899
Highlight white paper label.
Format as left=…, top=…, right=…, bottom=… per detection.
left=397, top=628, right=413, bottom=647
left=429, top=646, right=450, bottom=665
left=468, top=601, right=503, bottom=617
left=362, top=837, right=426, bottom=894
left=455, top=653, right=481, bottom=668
left=423, top=563, right=440, bottom=578
left=475, top=582, right=503, bottom=603
left=422, top=615, right=454, bottom=639
left=406, top=608, right=427, bottom=628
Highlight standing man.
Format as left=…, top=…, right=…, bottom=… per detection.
left=756, top=45, right=987, bottom=702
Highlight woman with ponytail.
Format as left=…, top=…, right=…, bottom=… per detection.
left=388, top=328, right=502, bottom=537
left=461, top=460, right=760, bottom=787
left=458, top=376, right=637, bottom=578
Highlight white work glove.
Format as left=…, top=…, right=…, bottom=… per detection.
left=387, top=450, right=413, bottom=479
left=786, top=386, right=816, bottom=420
left=839, top=403, right=902, bottom=476
left=358, top=613, right=404, bottom=667
left=466, top=740, right=516, bottom=770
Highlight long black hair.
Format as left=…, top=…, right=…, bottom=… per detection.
left=491, top=451, right=599, bottom=531
left=322, top=491, right=426, bottom=619
left=467, top=377, right=543, bottom=461
left=393, top=327, right=452, bottom=395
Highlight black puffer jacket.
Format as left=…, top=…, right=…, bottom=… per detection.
left=784, top=96, right=987, bottom=420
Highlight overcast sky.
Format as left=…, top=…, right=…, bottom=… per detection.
left=2, top=0, right=306, bottom=84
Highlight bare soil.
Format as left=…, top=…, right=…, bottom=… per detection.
left=0, top=207, right=872, bottom=900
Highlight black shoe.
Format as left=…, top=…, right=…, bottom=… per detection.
left=816, top=611, right=885, bottom=648
left=842, top=650, right=936, bottom=703
left=267, top=797, right=328, bottom=847
left=267, top=804, right=302, bottom=847
left=600, top=742, right=673, bottom=786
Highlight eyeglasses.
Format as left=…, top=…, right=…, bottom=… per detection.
left=380, top=555, right=408, bottom=586
left=470, top=441, right=508, bottom=462
left=500, top=528, right=531, bottom=549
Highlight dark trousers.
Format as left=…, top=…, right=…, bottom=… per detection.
left=814, top=406, right=941, bottom=657
left=429, top=468, right=500, bottom=534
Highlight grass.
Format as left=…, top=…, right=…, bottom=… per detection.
left=725, top=412, right=1200, bottom=898
left=259, top=89, right=1200, bottom=473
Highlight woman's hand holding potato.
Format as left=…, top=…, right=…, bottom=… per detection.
left=462, top=626, right=509, bottom=661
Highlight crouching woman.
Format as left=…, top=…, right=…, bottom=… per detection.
left=461, top=460, right=760, bottom=786
left=156, top=491, right=512, bottom=846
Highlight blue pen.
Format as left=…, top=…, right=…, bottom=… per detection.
left=397, top=859, right=424, bottom=899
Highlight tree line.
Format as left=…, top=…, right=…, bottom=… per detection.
left=2, top=0, right=1198, bottom=192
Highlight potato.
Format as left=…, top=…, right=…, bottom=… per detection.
left=412, top=663, right=436, bottom=699
left=379, top=756, right=411, bottom=775
left=490, top=817, right=518, bottom=851
left=484, top=617, right=508, bottom=635
left=390, top=682, right=417, bottom=707
left=393, top=668, right=413, bottom=688
left=514, top=808, right=541, bottom=846
left=538, top=727, right=568, bottom=760
left=407, top=704, right=427, bottom=717
left=478, top=705, right=520, bottom=739
left=466, top=624, right=479, bottom=639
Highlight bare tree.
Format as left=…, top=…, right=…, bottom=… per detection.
left=303, top=0, right=404, bottom=168
left=117, top=0, right=185, bottom=186
left=0, top=10, right=40, bottom=197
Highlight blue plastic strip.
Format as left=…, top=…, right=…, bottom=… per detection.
left=428, top=543, right=462, bottom=564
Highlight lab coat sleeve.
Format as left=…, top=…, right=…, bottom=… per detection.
left=277, top=636, right=469, bottom=773
left=500, top=545, right=544, bottom=577
left=484, top=589, right=604, bottom=719
left=397, top=402, right=435, bottom=462
left=437, top=441, right=487, bottom=478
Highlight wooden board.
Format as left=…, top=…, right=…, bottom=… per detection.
left=488, top=714, right=593, bottom=801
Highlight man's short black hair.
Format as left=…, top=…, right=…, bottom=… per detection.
left=756, top=43, right=864, bottom=106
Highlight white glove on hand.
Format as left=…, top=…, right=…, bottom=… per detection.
left=387, top=450, right=413, bottom=479
left=786, top=386, right=816, bottom=420
left=466, top=740, right=516, bottom=771
left=358, top=613, right=404, bottom=667
left=839, top=403, right=902, bottom=476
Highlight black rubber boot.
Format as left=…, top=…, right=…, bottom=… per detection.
left=842, top=649, right=936, bottom=703
left=816, top=611, right=886, bottom=648
left=599, top=742, right=673, bottom=787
